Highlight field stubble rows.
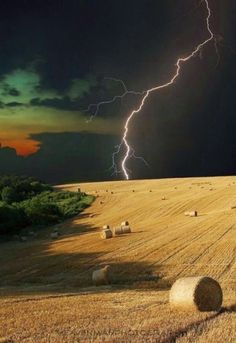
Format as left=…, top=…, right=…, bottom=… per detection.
left=0, top=176, right=235, bottom=342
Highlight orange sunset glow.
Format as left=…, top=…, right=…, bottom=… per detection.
left=1, top=139, right=40, bottom=156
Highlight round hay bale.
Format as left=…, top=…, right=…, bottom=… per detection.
left=113, top=227, right=123, bottom=235
left=122, top=225, right=131, bottom=234
left=169, top=276, right=223, bottom=311
left=189, top=210, right=198, bottom=217
left=92, top=265, right=110, bottom=286
left=121, top=221, right=129, bottom=227
left=100, top=229, right=113, bottom=239
left=161, top=196, right=166, bottom=200
left=184, top=211, right=190, bottom=216
left=102, top=225, right=110, bottom=230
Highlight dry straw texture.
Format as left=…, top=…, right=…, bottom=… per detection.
left=100, top=229, right=113, bottom=239
left=169, top=276, right=223, bottom=311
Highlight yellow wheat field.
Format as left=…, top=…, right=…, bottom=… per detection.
left=0, top=176, right=235, bottom=342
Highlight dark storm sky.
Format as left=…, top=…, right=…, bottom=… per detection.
left=0, top=0, right=235, bottom=183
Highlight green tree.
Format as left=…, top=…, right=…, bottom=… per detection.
left=1, top=186, right=18, bottom=204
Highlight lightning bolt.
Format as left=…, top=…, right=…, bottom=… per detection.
left=120, top=0, right=214, bottom=180
left=84, top=77, right=145, bottom=123
left=84, top=0, right=215, bottom=180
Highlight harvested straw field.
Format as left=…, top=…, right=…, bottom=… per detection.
left=0, top=176, right=235, bottom=342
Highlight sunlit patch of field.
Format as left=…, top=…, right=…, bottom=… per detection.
left=0, top=176, right=235, bottom=342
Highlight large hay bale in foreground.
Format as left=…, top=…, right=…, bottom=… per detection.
left=92, top=265, right=110, bottom=286
left=100, top=229, right=113, bottom=239
left=169, top=276, right=223, bottom=311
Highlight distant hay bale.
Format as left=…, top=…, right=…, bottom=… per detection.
left=121, top=221, right=129, bottom=227
left=50, top=232, right=59, bottom=239
left=132, top=190, right=135, bottom=192
left=122, top=225, right=131, bottom=234
left=89, top=214, right=95, bottom=218
left=184, top=211, right=190, bottom=216
left=100, top=229, right=113, bottom=239
left=99, top=201, right=103, bottom=205
left=231, top=205, right=236, bottom=210
left=111, top=191, right=114, bottom=194
left=102, top=225, right=110, bottom=230
left=189, top=211, right=198, bottom=217
left=92, top=265, right=110, bottom=286
left=162, top=196, right=166, bottom=200
left=169, top=276, right=223, bottom=311
left=113, top=227, right=123, bottom=236
left=149, top=190, right=152, bottom=192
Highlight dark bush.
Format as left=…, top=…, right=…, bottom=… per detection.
left=0, top=204, right=27, bottom=235
left=1, top=186, right=18, bottom=204
left=0, top=175, right=94, bottom=236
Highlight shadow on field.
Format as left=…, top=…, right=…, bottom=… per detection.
left=107, top=261, right=170, bottom=290
left=163, top=304, right=236, bottom=343
left=0, top=216, right=168, bottom=297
